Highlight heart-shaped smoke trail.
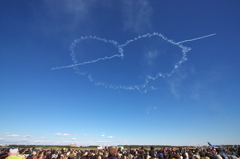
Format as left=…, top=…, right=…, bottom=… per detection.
left=51, top=32, right=216, bottom=92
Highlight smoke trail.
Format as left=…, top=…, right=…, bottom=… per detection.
left=51, top=54, right=123, bottom=70
left=177, top=33, right=216, bottom=44
left=52, top=32, right=216, bottom=92
left=51, top=36, right=122, bottom=70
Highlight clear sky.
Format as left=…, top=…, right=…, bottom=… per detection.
left=0, top=0, right=240, bottom=146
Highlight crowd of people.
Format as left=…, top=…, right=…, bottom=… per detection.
left=1, top=146, right=240, bottom=159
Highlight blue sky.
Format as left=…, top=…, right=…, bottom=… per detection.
left=0, top=0, right=240, bottom=146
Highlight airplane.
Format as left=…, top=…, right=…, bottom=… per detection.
left=207, top=142, right=226, bottom=149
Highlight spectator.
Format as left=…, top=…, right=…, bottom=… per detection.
left=107, top=147, right=118, bottom=159
left=7, top=148, right=25, bottom=159
left=149, top=147, right=155, bottom=159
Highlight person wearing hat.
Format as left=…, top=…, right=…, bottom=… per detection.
left=7, top=148, right=25, bottom=159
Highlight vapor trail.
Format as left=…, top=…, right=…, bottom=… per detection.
left=51, top=54, right=122, bottom=70
left=177, top=33, right=216, bottom=44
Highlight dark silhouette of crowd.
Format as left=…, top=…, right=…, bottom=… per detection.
left=1, top=146, right=240, bottom=159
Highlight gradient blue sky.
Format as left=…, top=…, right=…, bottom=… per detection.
left=1, top=0, right=240, bottom=146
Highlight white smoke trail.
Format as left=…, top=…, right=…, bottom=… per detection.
left=51, top=36, right=122, bottom=70
left=52, top=32, right=216, bottom=92
left=177, top=33, right=216, bottom=44
left=51, top=54, right=123, bottom=70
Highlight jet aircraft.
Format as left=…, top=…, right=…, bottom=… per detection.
left=208, top=142, right=226, bottom=149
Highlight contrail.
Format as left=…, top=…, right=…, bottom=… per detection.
left=177, top=33, right=216, bottom=44
left=51, top=54, right=122, bottom=70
